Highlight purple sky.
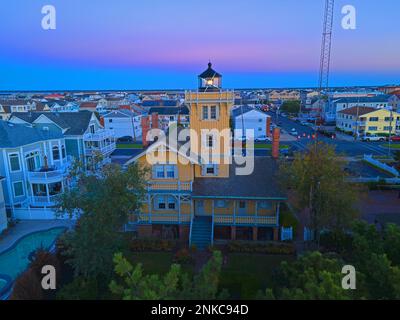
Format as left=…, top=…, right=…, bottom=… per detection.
left=1, top=0, right=399, bottom=90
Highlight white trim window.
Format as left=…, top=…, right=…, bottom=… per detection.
left=215, top=200, right=227, bottom=208
left=259, top=201, right=272, bottom=210
left=13, top=181, right=24, bottom=197
left=202, top=164, right=219, bottom=176
left=202, top=106, right=219, bottom=120
left=9, top=153, right=21, bottom=172
left=152, top=165, right=177, bottom=179
left=155, top=195, right=176, bottom=210
left=52, top=146, right=60, bottom=160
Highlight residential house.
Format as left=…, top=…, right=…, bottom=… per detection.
left=0, top=100, right=49, bottom=120
left=332, top=95, right=395, bottom=118
left=268, top=90, right=300, bottom=102
left=125, top=63, right=286, bottom=247
left=0, top=121, right=69, bottom=212
left=232, top=106, right=271, bottom=139
left=103, top=109, right=142, bottom=140
left=336, top=106, right=400, bottom=136
left=9, top=111, right=116, bottom=168
left=0, top=177, right=6, bottom=232
left=147, top=106, right=190, bottom=131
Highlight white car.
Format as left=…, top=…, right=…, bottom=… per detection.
left=361, top=134, right=386, bottom=142
left=290, top=128, right=298, bottom=136
left=255, top=135, right=271, bottom=142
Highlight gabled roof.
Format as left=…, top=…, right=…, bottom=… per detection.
left=231, top=106, right=270, bottom=118
left=338, top=106, right=377, bottom=116
left=199, top=62, right=221, bottom=79
left=0, top=121, right=64, bottom=148
left=103, top=109, right=136, bottom=118
left=10, top=111, right=95, bottom=136
left=141, top=100, right=178, bottom=107
left=335, top=95, right=392, bottom=104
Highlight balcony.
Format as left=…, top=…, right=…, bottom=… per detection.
left=30, top=194, right=61, bottom=207
left=131, top=213, right=191, bottom=224
left=214, top=214, right=278, bottom=226
left=84, top=129, right=116, bottom=156
left=83, top=129, right=115, bottom=142
left=147, top=181, right=192, bottom=192
left=27, top=164, right=69, bottom=184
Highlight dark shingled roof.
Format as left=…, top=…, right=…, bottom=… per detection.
left=192, top=157, right=286, bottom=199
left=0, top=121, right=64, bottom=148
left=10, top=111, right=95, bottom=136
left=198, top=62, right=222, bottom=79
left=338, top=106, right=377, bottom=116
left=148, top=105, right=189, bottom=116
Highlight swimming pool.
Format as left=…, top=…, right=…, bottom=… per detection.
left=0, top=227, right=67, bottom=299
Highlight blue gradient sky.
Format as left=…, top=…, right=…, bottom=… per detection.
left=0, top=0, right=399, bottom=90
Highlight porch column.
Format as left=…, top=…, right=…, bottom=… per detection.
left=233, top=200, right=236, bottom=224
left=231, top=226, right=236, bottom=240
left=58, top=140, right=63, bottom=166
left=30, top=183, right=34, bottom=203
left=252, top=227, right=258, bottom=241
left=148, top=194, right=152, bottom=223
left=178, top=194, right=181, bottom=223
left=45, top=184, right=50, bottom=204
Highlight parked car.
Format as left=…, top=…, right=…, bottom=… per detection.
left=255, top=135, right=271, bottom=142
left=117, top=136, right=134, bottom=143
left=390, top=136, right=400, bottom=142
left=361, top=134, right=386, bottom=142
left=290, top=128, right=298, bottom=136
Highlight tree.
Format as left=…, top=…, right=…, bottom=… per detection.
left=57, top=163, right=146, bottom=280
left=280, top=100, right=301, bottom=115
left=110, top=251, right=227, bottom=300
left=259, top=252, right=356, bottom=300
left=281, top=142, right=360, bottom=244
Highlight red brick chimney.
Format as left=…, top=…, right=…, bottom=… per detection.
left=141, top=116, right=150, bottom=147
left=272, top=128, right=280, bottom=159
left=99, top=116, right=105, bottom=127
left=151, top=112, right=159, bottom=129
left=266, top=117, right=271, bottom=137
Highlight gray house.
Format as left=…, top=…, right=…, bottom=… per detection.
left=9, top=111, right=116, bottom=167
left=0, top=121, right=68, bottom=211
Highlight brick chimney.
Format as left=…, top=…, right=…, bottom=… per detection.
left=151, top=112, right=159, bottom=129
left=266, top=117, right=271, bottom=137
left=272, top=128, right=280, bottom=159
left=99, top=116, right=105, bottom=127
left=141, top=116, right=150, bottom=147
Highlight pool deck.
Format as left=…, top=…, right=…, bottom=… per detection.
left=0, top=220, right=75, bottom=253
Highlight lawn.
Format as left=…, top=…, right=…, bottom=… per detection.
left=254, top=144, right=289, bottom=150
left=382, top=144, right=400, bottom=150
left=125, top=251, right=294, bottom=299
left=220, top=253, right=294, bottom=299
left=116, top=143, right=143, bottom=149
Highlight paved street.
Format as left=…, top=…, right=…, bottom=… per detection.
left=267, top=111, right=397, bottom=157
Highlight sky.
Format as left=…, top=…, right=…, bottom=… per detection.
left=0, top=0, right=399, bottom=90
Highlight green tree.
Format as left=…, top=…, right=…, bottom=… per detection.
left=281, top=142, right=360, bottom=244
left=57, top=163, right=146, bottom=280
left=110, top=251, right=227, bottom=300
left=280, top=100, right=301, bottom=114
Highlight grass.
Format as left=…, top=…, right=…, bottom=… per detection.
left=220, top=253, right=294, bottom=299
left=125, top=251, right=294, bottom=299
left=382, top=144, right=400, bottom=150
left=116, top=143, right=143, bottom=149
left=254, top=144, right=289, bottom=150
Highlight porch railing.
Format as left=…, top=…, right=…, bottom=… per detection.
left=147, top=181, right=192, bottom=192
left=214, top=214, right=278, bottom=226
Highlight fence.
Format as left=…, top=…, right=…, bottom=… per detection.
left=364, top=154, right=399, bottom=177
left=12, top=207, right=75, bottom=220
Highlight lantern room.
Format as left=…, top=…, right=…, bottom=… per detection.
left=198, top=62, right=222, bottom=92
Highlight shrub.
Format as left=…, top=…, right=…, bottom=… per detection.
left=129, top=238, right=176, bottom=252
left=227, top=241, right=295, bottom=255
left=10, top=269, right=43, bottom=300
left=173, top=248, right=193, bottom=265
